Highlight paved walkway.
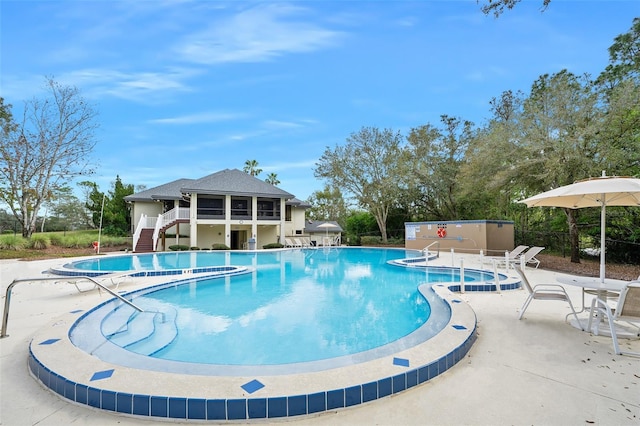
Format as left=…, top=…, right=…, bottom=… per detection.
left=1, top=254, right=638, bottom=425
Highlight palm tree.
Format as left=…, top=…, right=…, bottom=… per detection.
left=265, top=173, right=280, bottom=186
left=243, top=159, right=262, bottom=176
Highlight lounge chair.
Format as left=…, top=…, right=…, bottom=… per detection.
left=587, top=280, right=640, bottom=357
left=520, top=246, right=545, bottom=269
left=514, top=263, right=583, bottom=330
left=487, top=245, right=528, bottom=268
left=56, top=272, right=133, bottom=294
left=293, top=238, right=304, bottom=248
left=504, top=245, right=529, bottom=260
left=284, top=238, right=295, bottom=248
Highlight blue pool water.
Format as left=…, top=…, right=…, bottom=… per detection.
left=69, top=248, right=490, bottom=373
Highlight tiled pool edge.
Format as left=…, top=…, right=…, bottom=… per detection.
left=49, top=264, right=249, bottom=278
left=28, top=335, right=478, bottom=421
left=28, top=284, right=478, bottom=421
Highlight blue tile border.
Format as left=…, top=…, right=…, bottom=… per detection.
left=27, top=279, right=477, bottom=422
left=49, top=264, right=251, bottom=279
left=28, top=327, right=477, bottom=421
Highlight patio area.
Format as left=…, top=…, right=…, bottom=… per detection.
left=1, top=252, right=638, bottom=425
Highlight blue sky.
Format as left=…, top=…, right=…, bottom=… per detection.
left=2, top=1, right=639, bottom=202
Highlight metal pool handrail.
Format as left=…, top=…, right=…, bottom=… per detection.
left=423, top=241, right=440, bottom=259
left=1, top=276, right=143, bottom=338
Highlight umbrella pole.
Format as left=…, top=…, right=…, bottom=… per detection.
left=599, top=197, right=606, bottom=284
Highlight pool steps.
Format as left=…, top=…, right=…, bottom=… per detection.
left=103, top=303, right=178, bottom=356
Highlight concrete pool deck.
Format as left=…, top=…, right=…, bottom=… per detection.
left=1, top=252, right=639, bottom=425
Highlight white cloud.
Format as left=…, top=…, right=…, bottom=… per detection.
left=64, top=67, right=200, bottom=103
left=175, top=3, right=344, bottom=64
left=149, top=111, right=245, bottom=125
left=262, top=120, right=304, bottom=129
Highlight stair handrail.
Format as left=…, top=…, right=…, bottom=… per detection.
left=132, top=214, right=147, bottom=252
left=152, top=207, right=190, bottom=251
left=152, top=211, right=165, bottom=251
left=2, top=276, right=143, bottom=338
left=423, top=241, right=440, bottom=258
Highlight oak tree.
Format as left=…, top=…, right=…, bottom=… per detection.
left=314, top=127, right=405, bottom=243
left=0, top=79, right=98, bottom=237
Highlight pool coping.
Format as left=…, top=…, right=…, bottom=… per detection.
left=28, top=282, right=478, bottom=421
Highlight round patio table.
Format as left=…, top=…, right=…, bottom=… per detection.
left=556, top=275, right=627, bottom=333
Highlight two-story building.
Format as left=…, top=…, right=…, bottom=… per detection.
left=124, top=168, right=310, bottom=252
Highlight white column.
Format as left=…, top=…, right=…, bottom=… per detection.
left=279, top=198, right=286, bottom=245
left=189, top=193, right=197, bottom=248
left=225, top=195, right=232, bottom=248
left=252, top=197, right=258, bottom=245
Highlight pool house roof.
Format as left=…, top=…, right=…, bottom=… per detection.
left=182, top=168, right=294, bottom=198
left=125, top=168, right=295, bottom=203
left=124, top=178, right=195, bottom=202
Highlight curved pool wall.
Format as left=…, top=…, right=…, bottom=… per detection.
left=387, top=260, right=521, bottom=292
left=28, top=282, right=477, bottom=421
left=68, top=276, right=450, bottom=376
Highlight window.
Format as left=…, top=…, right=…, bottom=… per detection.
left=257, top=198, right=280, bottom=219
left=231, top=197, right=251, bottom=219
left=197, top=197, right=224, bottom=217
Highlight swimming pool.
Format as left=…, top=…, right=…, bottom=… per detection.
left=54, top=247, right=427, bottom=276
left=30, top=248, right=487, bottom=421
left=68, top=248, right=467, bottom=375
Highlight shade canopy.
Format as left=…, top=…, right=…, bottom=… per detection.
left=317, top=222, right=338, bottom=238
left=317, top=222, right=338, bottom=229
left=519, top=175, right=640, bottom=283
left=520, top=176, right=640, bottom=209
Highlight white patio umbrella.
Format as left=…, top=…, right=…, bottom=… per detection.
left=317, top=222, right=339, bottom=246
left=519, top=173, right=640, bottom=283
left=317, top=222, right=338, bottom=237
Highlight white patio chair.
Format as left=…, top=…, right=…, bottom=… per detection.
left=520, top=246, right=545, bottom=269
left=56, top=272, right=133, bottom=294
left=514, top=263, right=583, bottom=330
left=487, top=245, right=528, bottom=269
left=587, top=280, right=640, bottom=357
left=505, top=245, right=529, bottom=260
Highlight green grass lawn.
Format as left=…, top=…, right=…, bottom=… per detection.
left=0, top=230, right=131, bottom=260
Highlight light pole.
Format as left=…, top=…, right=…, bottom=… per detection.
left=97, top=194, right=106, bottom=254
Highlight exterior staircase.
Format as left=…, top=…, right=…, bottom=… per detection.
left=132, top=207, right=190, bottom=253
left=134, top=229, right=155, bottom=253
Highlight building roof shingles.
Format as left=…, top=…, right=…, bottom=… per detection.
left=124, top=169, right=295, bottom=202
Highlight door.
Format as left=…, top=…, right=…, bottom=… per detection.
left=230, top=230, right=247, bottom=249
